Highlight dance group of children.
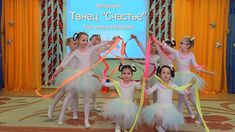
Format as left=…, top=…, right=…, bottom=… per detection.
left=46, top=32, right=215, bottom=132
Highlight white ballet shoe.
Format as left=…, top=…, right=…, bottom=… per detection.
left=48, top=105, right=53, bottom=119
left=115, top=126, right=121, bottom=132
left=72, top=115, right=78, bottom=119
left=84, top=122, right=91, bottom=129
left=92, top=107, right=103, bottom=112
left=155, top=126, right=165, bottom=132
left=57, top=119, right=63, bottom=125
left=195, top=120, right=202, bottom=124
left=190, top=114, right=195, bottom=119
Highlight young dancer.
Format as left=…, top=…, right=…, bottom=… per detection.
left=102, top=63, right=141, bottom=132
left=152, top=35, right=215, bottom=123
left=142, top=65, right=195, bottom=132
left=47, top=37, right=78, bottom=119
left=57, top=32, right=114, bottom=128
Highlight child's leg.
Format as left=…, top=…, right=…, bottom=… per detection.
left=188, top=89, right=202, bottom=122
left=177, top=93, right=194, bottom=118
left=58, top=90, right=74, bottom=124
left=92, top=93, right=97, bottom=109
left=114, top=115, right=121, bottom=132
left=48, top=89, right=66, bottom=118
left=177, top=93, right=185, bottom=113
left=84, top=93, right=91, bottom=128
left=92, top=92, right=102, bottom=111
left=67, top=98, right=73, bottom=110
left=155, top=113, right=165, bottom=132
left=183, top=95, right=194, bottom=118
left=72, top=92, right=78, bottom=119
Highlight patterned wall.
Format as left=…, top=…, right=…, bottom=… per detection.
left=149, top=0, right=173, bottom=41
left=40, top=0, right=173, bottom=86
left=40, top=0, right=65, bottom=86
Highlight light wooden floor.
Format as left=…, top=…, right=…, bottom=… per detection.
left=1, top=89, right=235, bottom=101
left=0, top=89, right=235, bottom=132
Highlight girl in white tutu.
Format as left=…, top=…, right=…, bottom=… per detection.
left=47, top=37, right=78, bottom=119
left=143, top=65, right=194, bottom=132
left=131, top=34, right=160, bottom=103
left=152, top=36, right=215, bottom=123
left=57, top=32, right=113, bottom=128
left=102, top=63, right=141, bottom=132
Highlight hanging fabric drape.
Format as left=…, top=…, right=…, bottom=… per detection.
left=0, top=0, right=3, bottom=90
left=1, top=0, right=41, bottom=91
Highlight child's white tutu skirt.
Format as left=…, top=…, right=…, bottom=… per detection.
left=55, top=69, right=101, bottom=95
left=103, top=98, right=140, bottom=129
left=142, top=102, right=184, bottom=130
left=172, top=71, right=205, bottom=90
left=55, top=68, right=75, bottom=90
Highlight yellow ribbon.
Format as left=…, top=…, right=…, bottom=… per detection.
left=113, top=80, right=123, bottom=98
left=111, top=79, right=146, bottom=132
left=154, top=75, right=195, bottom=91
left=129, top=78, right=145, bottom=132
left=194, top=84, right=210, bottom=132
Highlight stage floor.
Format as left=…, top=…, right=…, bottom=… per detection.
left=0, top=89, right=235, bottom=132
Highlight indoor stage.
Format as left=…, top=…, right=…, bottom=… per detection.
left=0, top=90, right=234, bottom=132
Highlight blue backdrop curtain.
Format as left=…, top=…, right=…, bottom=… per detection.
left=0, top=0, right=3, bottom=90
left=227, top=0, right=235, bottom=93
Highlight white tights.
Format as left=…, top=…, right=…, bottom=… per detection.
left=49, top=88, right=77, bottom=118
left=58, top=89, right=78, bottom=123
left=178, top=88, right=202, bottom=121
